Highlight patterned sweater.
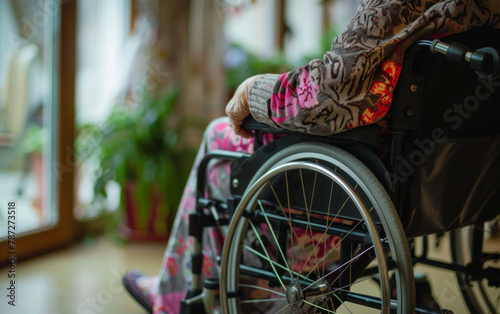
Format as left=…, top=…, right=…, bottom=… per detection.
left=248, top=0, right=500, bottom=135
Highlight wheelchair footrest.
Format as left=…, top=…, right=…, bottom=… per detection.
left=180, top=279, right=222, bottom=314
left=180, top=289, right=205, bottom=314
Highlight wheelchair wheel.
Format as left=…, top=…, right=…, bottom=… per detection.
left=450, top=220, right=500, bottom=313
left=220, top=143, right=414, bottom=313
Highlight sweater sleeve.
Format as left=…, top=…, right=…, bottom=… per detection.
left=248, top=73, right=281, bottom=125
left=248, top=49, right=401, bottom=135
left=247, top=0, right=498, bottom=136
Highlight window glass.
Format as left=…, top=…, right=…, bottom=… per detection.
left=0, top=0, right=58, bottom=235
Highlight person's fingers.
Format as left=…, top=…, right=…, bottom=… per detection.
left=228, top=119, right=252, bottom=138
left=226, top=105, right=244, bottom=134
left=234, top=124, right=253, bottom=138
left=225, top=75, right=261, bottom=136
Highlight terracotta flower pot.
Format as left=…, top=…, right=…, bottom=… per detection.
left=118, top=181, right=175, bottom=242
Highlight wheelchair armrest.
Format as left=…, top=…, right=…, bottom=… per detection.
left=241, top=115, right=382, bottom=147
left=241, top=116, right=283, bottom=134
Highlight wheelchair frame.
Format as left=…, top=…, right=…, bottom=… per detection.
left=181, top=29, right=500, bottom=314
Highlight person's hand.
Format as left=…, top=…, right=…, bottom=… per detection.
left=225, top=75, right=261, bottom=138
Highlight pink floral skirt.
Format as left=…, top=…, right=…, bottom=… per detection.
left=145, top=117, right=340, bottom=313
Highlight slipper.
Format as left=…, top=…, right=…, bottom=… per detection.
left=122, top=269, right=154, bottom=313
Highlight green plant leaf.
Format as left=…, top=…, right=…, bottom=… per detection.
left=78, top=86, right=201, bottom=237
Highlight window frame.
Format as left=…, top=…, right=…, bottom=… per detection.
left=0, top=0, right=79, bottom=265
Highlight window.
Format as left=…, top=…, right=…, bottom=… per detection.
left=0, top=0, right=78, bottom=263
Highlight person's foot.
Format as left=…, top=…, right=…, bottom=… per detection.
left=123, top=270, right=153, bottom=313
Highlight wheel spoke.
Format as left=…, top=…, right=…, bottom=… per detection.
left=267, top=177, right=307, bottom=281
left=324, top=174, right=336, bottom=278
left=309, top=166, right=321, bottom=280
left=298, top=168, right=321, bottom=279
left=326, top=244, right=375, bottom=290
left=248, top=220, right=286, bottom=289
left=286, top=171, right=295, bottom=283
left=238, top=283, right=286, bottom=297
left=299, top=191, right=354, bottom=282
left=239, top=298, right=287, bottom=304
left=305, top=243, right=374, bottom=291
left=257, top=199, right=295, bottom=281
left=310, top=273, right=381, bottom=301
left=303, top=299, right=338, bottom=313
left=243, top=244, right=312, bottom=284
left=303, top=209, right=372, bottom=284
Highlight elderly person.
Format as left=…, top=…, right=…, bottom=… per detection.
left=123, top=1, right=500, bottom=313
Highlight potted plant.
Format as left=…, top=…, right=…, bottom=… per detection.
left=88, top=88, right=199, bottom=241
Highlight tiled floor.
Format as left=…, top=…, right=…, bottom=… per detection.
left=0, top=236, right=166, bottom=314
left=0, top=232, right=496, bottom=313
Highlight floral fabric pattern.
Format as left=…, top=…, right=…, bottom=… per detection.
left=249, top=0, right=500, bottom=135
left=145, top=117, right=262, bottom=314
left=270, top=66, right=320, bottom=124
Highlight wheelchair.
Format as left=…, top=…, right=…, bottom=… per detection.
left=181, top=26, right=500, bottom=313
